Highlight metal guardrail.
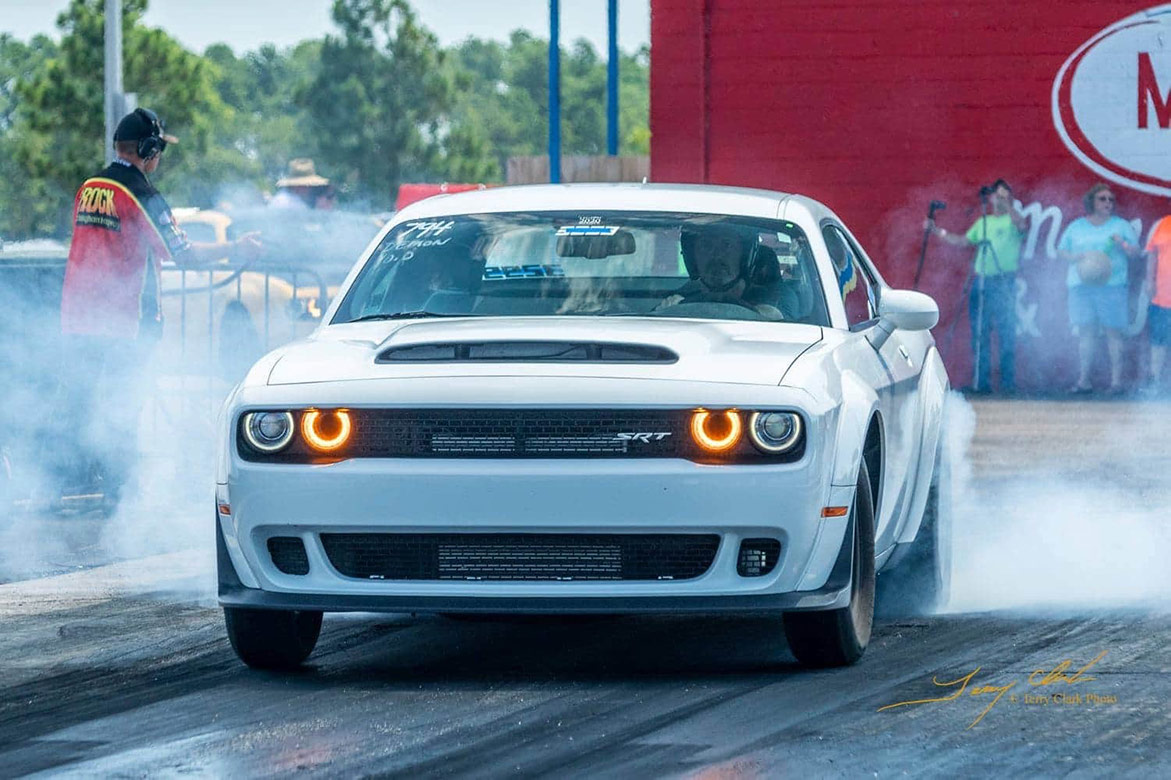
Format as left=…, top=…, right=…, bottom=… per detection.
left=2, top=255, right=328, bottom=338
left=0, top=255, right=332, bottom=401
left=159, top=260, right=330, bottom=359
left=1, top=253, right=337, bottom=510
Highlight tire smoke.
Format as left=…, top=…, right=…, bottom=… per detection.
left=943, top=393, right=1171, bottom=613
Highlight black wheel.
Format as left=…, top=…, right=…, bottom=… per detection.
left=877, top=439, right=952, bottom=616
left=783, top=458, right=876, bottom=668
left=224, top=607, right=322, bottom=670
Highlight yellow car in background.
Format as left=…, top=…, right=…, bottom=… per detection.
left=166, top=208, right=378, bottom=381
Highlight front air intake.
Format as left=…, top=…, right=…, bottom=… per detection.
left=268, top=536, right=310, bottom=575
left=320, top=533, right=720, bottom=581
left=376, top=341, right=678, bottom=364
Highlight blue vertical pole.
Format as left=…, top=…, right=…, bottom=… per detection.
left=607, top=0, right=619, bottom=156
left=548, top=0, right=561, bottom=183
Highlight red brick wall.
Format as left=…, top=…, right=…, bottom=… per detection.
left=651, top=1, right=1170, bottom=390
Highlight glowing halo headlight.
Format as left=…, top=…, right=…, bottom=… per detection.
left=242, top=411, right=295, bottom=453
left=301, top=409, right=353, bottom=452
left=748, top=411, right=802, bottom=453
left=690, top=409, right=743, bottom=453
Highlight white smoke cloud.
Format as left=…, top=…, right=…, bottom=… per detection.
left=943, top=392, right=1171, bottom=613
left=0, top=206, right=381, bottom=594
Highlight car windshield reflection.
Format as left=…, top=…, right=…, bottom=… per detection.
left=333, top=212, right=831, bottom=326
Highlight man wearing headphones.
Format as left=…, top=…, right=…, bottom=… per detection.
left=52, top=108, right=260, bottom=505
left=62, top=108, right=260, bottom=336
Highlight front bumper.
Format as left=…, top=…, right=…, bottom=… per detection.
left=217, top=453, right=856, bottom=612
left=217, top=510, right=856, bottom=613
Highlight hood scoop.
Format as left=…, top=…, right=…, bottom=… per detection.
left=376, top=341, right=679, bottom=364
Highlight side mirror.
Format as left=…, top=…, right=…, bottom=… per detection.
left=878, top=289, right=939, bottom=332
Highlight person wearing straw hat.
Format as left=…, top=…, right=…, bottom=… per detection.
left=270, top=158, right=331, bottom=210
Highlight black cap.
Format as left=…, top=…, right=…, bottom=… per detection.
left=113, top=108, right=178, bottom=144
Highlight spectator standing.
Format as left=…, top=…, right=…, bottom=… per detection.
left=1057, top=183, right=1143, bottom=394
left=269, top=158, right=331, bottom=210
left=926, top=179, right=1027, bottom=393
left=1142, top=213, right=1171, bottom=394
left=54, top=108, right=260, bottom=502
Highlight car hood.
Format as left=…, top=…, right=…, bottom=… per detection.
left=265, top=317, right=822, bottom=387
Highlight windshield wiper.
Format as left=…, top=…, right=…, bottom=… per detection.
left=344, top=310, right=471, bottom=323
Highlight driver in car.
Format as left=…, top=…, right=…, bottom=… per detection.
left=656, top=226, right=784, bottom=319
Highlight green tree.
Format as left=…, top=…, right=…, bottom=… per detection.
left=2, top=0, right=237, bottom=237
left=204, top=40, right=322, bottom=192
left=0, top=34, right=60, bottom=237
left=305, top=0, right=493, bottom=206
left=0, top=34, right=57, bottom=131
left=619, top=45, right=651, bottom=155
left=447, top=31, right=651, bottom=176
left=0, top=0, right=652, bottom=238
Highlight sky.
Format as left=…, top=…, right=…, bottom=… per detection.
left=2, top=0, right=651, bottom=55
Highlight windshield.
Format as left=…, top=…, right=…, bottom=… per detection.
left=333, top=211, right=829, bottom=325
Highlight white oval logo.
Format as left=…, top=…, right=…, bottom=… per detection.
left=1053, top=5, right=1171, bottom=196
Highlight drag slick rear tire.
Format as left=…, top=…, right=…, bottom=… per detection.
left=224, top=607, right=322, bottom=670
left=782, top=459, right=876, bottom=668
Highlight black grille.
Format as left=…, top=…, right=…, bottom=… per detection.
left=237, top=408, right=806, bottom=463
left=268, top=536, right=310, bottom=575
left=320, top=533, right=721, bottom=581
left=348, top=409, right=686, bottom=458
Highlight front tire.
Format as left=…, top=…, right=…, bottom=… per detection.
left=224, top=607, right=322, bottom=670
left=783, top=459, right=876, bottom=667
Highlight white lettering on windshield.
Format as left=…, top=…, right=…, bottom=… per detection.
left=395, top=237, right=452, bottom=250
left=400, top=220, right=455, bottom=240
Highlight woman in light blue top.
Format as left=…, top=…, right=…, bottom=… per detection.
left=1057, top=184, right=1144, bottom=394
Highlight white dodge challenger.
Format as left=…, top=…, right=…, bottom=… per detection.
left=215, top=184, right=951, bottom=670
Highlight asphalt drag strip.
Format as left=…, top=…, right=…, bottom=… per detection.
left=1, top=565, right=1168, bottom=776
left=0, top=399, right=1168, bottom=777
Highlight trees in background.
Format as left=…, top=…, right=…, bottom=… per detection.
left=2, top=0, right=231, bottom=237
left=0, top=0, right=650, bottom=239
left=1, top=33, right=60, bottom=238
left=448, top=31, right=650, bottom=175
left=304, top=0, right=498, bottom=206
left=203, top=41, right=322, bottom=201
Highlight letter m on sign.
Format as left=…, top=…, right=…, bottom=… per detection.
left=1139, top=53, right=1171, bottom=129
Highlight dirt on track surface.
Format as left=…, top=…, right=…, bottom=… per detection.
left=0, top=398, right=1169, bottom=778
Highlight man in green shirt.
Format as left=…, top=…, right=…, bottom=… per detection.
left=926, top=179, right=1027, bottom=393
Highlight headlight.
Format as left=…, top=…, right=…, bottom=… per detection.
left=690, top=409, right=743, bottom=452
left=748, top=411, right=802, bottom=453
left=301, top=409, right=352, bottom=452
left=242, top=411, right=295, bottom=452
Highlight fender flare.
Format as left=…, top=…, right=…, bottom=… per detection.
left=800, top=392, right=877, bottom=593
left=829, top=370, right=881, bottom=490
left=893, top=346, right=949, bottom=546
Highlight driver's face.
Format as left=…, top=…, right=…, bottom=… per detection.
left=693, top=233, right=742, bottom=287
